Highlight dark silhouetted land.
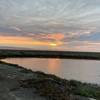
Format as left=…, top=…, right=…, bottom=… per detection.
left=0, top=49, right=100, bottom=60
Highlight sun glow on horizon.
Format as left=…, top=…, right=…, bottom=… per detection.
left=49, top=43, right=57, bottom=47
left=49, top=41, right=63, bottom=47
left=0, top=35, right=63, bottom=48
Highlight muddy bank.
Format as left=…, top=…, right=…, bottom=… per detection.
left=0, top=61, right=99, bottom=100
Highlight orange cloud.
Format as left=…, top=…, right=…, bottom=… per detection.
left=28, top=33, right=64, bottom=41
left=0, top=36, right=32, bottom=45
left=0, top=35, right=63, bottom=47
left=46, top=33, right=64, bottom=40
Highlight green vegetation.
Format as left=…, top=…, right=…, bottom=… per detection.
left=69, top=80, right=100, bottom=99
left=20, top=78, right=70, bottom=100
left=19, top=70, right=100, bottom=100
left=0, top=49, right=100, bottom=60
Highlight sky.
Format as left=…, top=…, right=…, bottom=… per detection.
left=0, top=0, right=100, bottom=52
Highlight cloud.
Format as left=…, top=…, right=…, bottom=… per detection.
left=0, top=35, right=63, bottom=48
left=28, top=33, right=64, bottom=41
left=10, top=26, right=22, bottom=31
left=0, top=0, right=100, bottom=51
left=0, top=26, right=24, bottom=35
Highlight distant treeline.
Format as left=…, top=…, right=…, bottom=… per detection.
left=0, top=49, right=100, bottom=60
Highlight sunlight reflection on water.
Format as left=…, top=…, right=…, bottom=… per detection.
left=2, top=58, right=100, bottom=84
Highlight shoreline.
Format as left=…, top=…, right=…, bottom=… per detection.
left=0, top=61, right=99, bottom=100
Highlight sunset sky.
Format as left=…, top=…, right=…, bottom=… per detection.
left=0, top=0, right=100, bottom=51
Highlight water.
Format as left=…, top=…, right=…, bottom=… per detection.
left=2, top=58, right=100, bottom=84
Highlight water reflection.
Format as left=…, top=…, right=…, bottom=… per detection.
left=48, top=59, right=60, bottom=74
left=2, top=58, right=100, bottom=84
